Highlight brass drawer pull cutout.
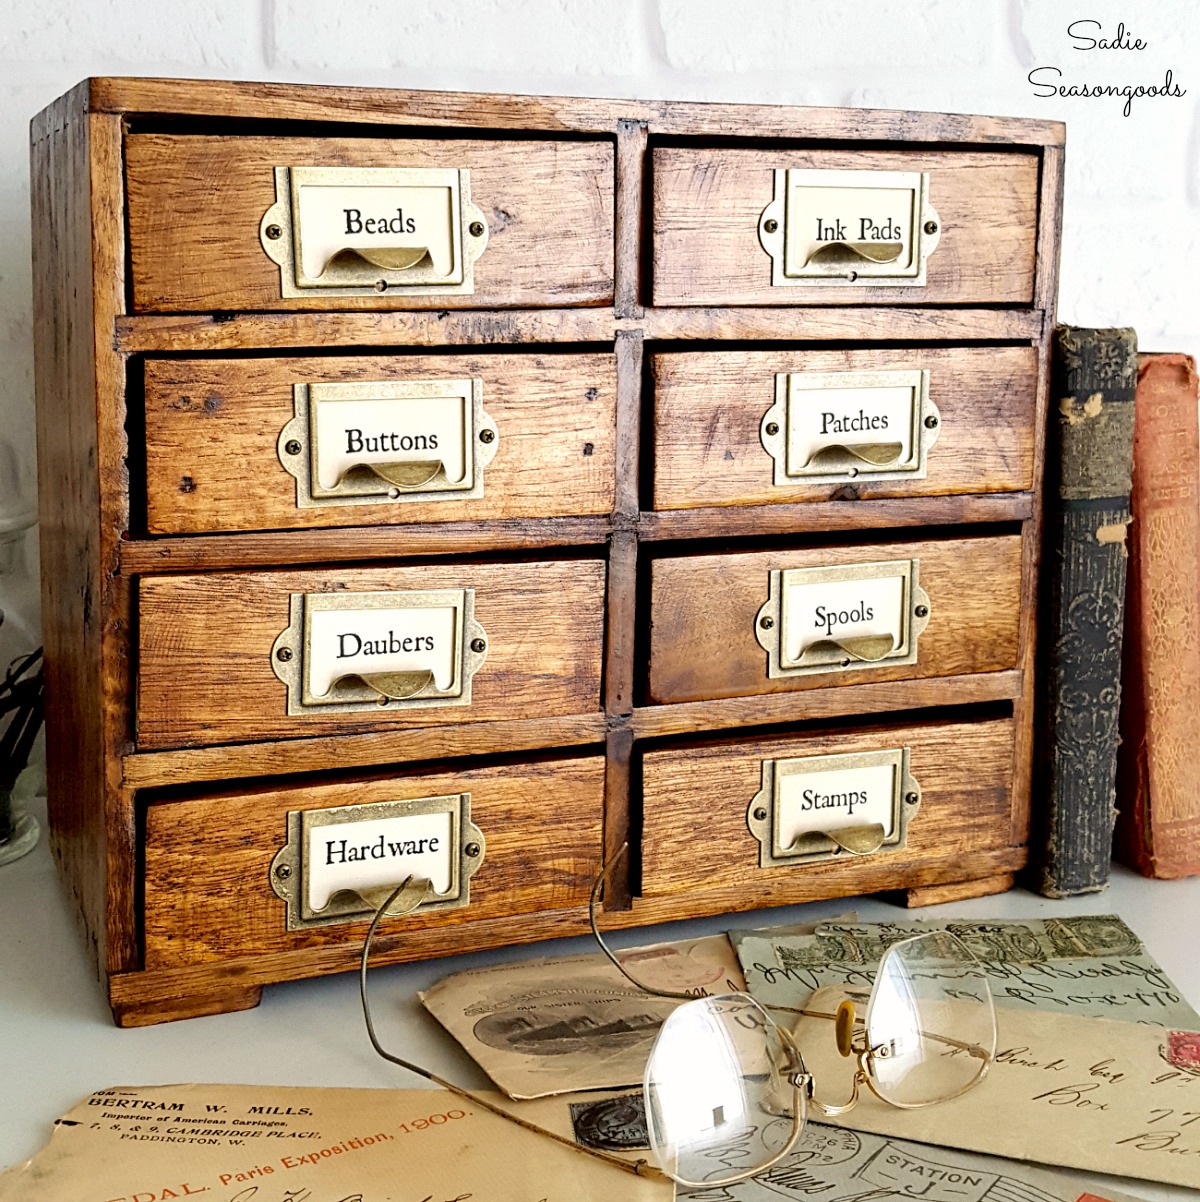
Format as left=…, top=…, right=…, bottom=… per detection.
left=759, top=168, right=940, bottom=287
left=271, top=793, right=485, bottom=930
left=760, top=369, right=939, bottom=486
left=278, top=379, right=497, bottom=510
left=756, top=559, right=931, bottom=678
left=747, top=747, right=920, bottom=867
left=261, top=166, right=489, bottom=298
left=272, top=588, right=488, bottom=715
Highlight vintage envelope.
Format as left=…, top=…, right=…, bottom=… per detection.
left=521, top=1090, right=1155, bottom=1202
left=791, top=990, right=1200, bottom=1190
left=419, top=931, right=748, bottom=1099
left=0, top=1082, right=672, bottom=1202
left=734, top=914, right=1200, bottom=1027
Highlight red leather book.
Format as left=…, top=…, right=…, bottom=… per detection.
left=1115, top=353, right=1200, bottom=878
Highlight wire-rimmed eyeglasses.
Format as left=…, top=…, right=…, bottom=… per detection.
left=359, top=850, right=996, bottom=1188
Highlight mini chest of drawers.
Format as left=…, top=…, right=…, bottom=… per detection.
left=32, top=78, right=1063, bottom=1026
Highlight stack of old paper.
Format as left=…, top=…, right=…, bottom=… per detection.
left=415, top=913, right=1200, bottom=1196
left=730, top=914, right=1200, bottom=1192
left=6, top=915, right=1194, bottom=1199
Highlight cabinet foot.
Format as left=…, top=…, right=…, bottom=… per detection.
left=903, top=872, right=1015, bottom=909
left=112, top=984, right=264, bottom=1028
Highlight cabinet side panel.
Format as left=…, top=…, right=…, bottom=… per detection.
left=31, top=88, right=107, bottom=973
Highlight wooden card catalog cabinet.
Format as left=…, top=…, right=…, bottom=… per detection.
left=32, top=78, right=1061, bottom=1024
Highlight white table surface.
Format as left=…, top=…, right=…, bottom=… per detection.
left=3, top=789, right=1199, bottom=1199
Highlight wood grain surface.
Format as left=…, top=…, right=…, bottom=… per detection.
left=115, top=306, right=1045, bottom=355
left=647, top=535, right=1023, bottom=704
left=136, top=559, right=606, bottom=749
left=86, top=77, right=1064, bottom=146
left=640, top=716, right=1015, bottom=896
left=652, top=346, right=1038, bottom=509
left=142, top=754, right=604, bottom=967
left=125, top=134, right=614, bottom=311
left=142, top=352, right=617, bottom=535
left=652, top=147, right=1039, bottom=307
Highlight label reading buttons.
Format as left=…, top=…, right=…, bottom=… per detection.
left=278, top=378, right=497, bottom=508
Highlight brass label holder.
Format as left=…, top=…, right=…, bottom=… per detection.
left=747, top=747, right=920, bottom=868
left=759, top=168, right=939, bottom=287
left=755, top=559, right=931, bottom=679
left=271, top=588, right=488, bottom=716
left=260, top=166, right=489, bottom=298
left=760, top=369, right=939, bottom=486
left=270, top=792, right=485, bottom=931
left=278, top=378, right=497, bottom=509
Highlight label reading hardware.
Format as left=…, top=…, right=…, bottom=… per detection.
left=759, top=169, right=940, bottom=287
left=278, top=379, right=497, bottom=508
left=271, top=588, right=488, bottom=715
left=260, top=166, right=489, bottom=298
left=760, top=369, right=938, bottom=485
left=755, top=559, right=931, bottom=678
left=270, top=794, right=485, bottom=930
left=748, top=748, right=920, bottom=866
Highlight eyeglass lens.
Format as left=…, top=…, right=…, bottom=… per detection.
left=866, top=931, right=997, bottom=1106
left=644, top=994, right=804, bottom=1186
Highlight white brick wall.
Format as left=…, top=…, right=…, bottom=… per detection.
left=0, top=0, right=1197, bottom=666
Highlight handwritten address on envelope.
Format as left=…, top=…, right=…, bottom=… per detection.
left=795, top=990, right=1200, bottom=1190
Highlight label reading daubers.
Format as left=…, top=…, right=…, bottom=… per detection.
left=272, top=587, right=487, bottom=715
left=306, top=602, right=460, bottom=700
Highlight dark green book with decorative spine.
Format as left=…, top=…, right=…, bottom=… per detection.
left=1032, top=326, right=1138, bottom=896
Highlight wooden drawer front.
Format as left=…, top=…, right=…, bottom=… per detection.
left=142, top=353, right=617, bottom=535
left=652, top=346, right=1037, bottom=510
left=647, top=535, right=1021, bottom=704
left=640, top=717, right=1014, bottom=898
left=136, top=559, right=605, bottom=750
left=125, top=135, right=614, bottom=311
left=142, top=754, right=603, bottom=967
left=651, top=148, right=1038, bottom=306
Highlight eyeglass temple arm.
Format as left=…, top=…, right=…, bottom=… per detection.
left=787, top=1004, right=992, bottom=1060
left=359, top=879, right=663, bottom=1181
left=589, top=844, right=705, bottom=1001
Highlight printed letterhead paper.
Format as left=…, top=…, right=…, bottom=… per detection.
left=0, top=1083, right=672, bottom=1202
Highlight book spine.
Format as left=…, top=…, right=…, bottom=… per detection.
left=1033, top=326, right=1137, bottom=897
left=1115, top=353, right=1200, bottom=878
